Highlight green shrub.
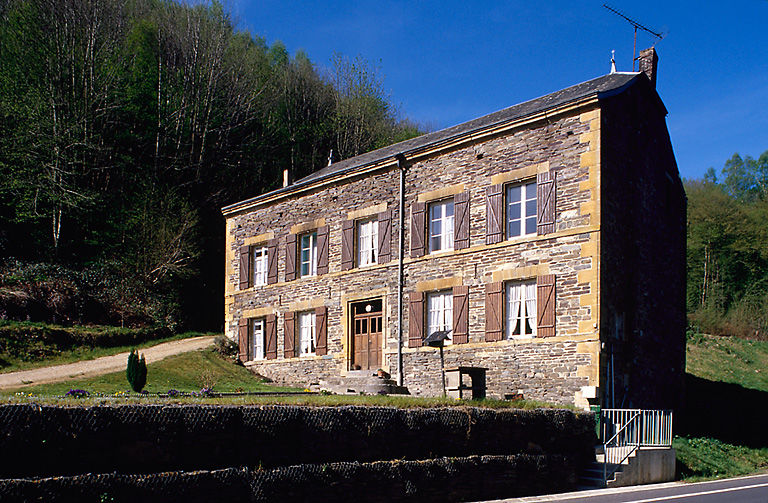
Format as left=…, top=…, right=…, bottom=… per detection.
left=126, top=349, right=147, bottom=392
left=213, top=335, right=238, bottom=357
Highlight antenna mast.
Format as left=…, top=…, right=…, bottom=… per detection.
left=603, top=4, right=663, bottom=71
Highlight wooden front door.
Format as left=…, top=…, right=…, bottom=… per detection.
left=352, top=300, right=383, bottom=370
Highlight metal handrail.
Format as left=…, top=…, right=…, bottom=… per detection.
left=602, top=410, right=641, bottom=483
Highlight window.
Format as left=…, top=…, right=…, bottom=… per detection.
left=427, top=290, right=453, bottom=345
left=298, top=311, right=316, bottom=355
left=429, top=199, right=454, bottom=252
left=251, top=318, right=265, bottom=359
left=505, top=280, right=536, bottom=338
left=252, top=246, right=268, bottom=286
left=357, top=218, right=378, bottom=267
left=506, top=181, right=536, bottom=238
left=300, top=231, right=317, bottom=277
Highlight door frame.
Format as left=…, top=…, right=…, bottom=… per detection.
left=341, top=290, right=388, bottom=373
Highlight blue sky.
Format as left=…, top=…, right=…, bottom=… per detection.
left=235, top=1, right=768, bottom=180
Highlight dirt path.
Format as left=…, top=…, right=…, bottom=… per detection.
left=0, top=336, right=216, bottom=390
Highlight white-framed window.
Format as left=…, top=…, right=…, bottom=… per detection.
left=505, top=280, right=536, bottom=338
left=506, top=181, right=537, bottom=238
left=429, top=199, right=454, bottom=252
left=298, top=311, right=316, bottom=355
left=252, top=318, right=265, bottom=360
left=252, top=246, right=268, bottom=286
left=357, top=218, right=378, bottom=267
left=300, top=231, right=317, bottom=277
left=427, top=290, right=453, bottom=345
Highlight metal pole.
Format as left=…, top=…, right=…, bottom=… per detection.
left=395, top=154, right=407, bottom=387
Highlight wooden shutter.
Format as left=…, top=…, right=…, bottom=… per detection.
left=239, top=246, right=251, bottom=290
left=378, top=210, right=392, bottom=263
left=285, top=234, right=297, bottom=281
left=410, top=202, right=426, bottom=258
left=265, top=314, right=277, bottom=359
left=408, top=291, right=424, bottom=347
left=537, top=171, right=556, bottom=235
left=341, top=220, right=354, bottom=271
left=315, top=306, right=328, bottom=356
left=284, top=311, right=296, bottom=358
left=267, top=239, right=278, bottom=284
left=454, top=191, right=470, bottom=250
left=486, top=185, right=503, bottom=245
left=537, top=274, right=556, bottom=337
left=485, top=282, right=503, bottom=342
left=452, top=285, right=469, bottom=344
left=316, top=225, right=329, bottom=275
left=238, top=318, right=249, bottom=361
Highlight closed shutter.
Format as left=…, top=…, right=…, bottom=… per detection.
left=284, top=311, right=296, bottom=358
left=485, top=282, right=503, bottom=342
left=408, top=291, right=424, bottom=347
left=315, top=306, right=328, bottom=356
left=486, top=185, right=503, bottom=245
left=410, top=202, right=426, bottom=258
left=537, top=171, right=556, bottom=235
left=452, top=285, right=469, bottom=344
left=238, top=318, right=249, bottom=361
left=454, top=191, right=470, bottom=250
left=239, top=246, right=251, bottom=290
left=341, top=220, right=354, bottom=271
left=317, top=225, right=329, bottom=275
left=265, top=314, right=277, bottom=359
left=537, top=274, right=556, bottom=337
left=378, top=210, right=392, bottom=263
left=267, top=239, right=278, bottom=284
left=285, top=234, right=297, bottom=281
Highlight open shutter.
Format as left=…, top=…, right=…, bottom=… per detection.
left=239, top=246, right=251, bottom=290
left=454, top=191, right=470, bottom=250
left=284, top=311, right=296, bottom=358
left=341, top=220, right=354, bottom=271
left=537, top=274, right=556, bottom=337
left=408, top=291, right=424, bottom=347
left=452, top=285, right=469, bottom=344
left=267, top=239, right=278, bottom=284
left=285, top=234, right=297, bottom=281
left=486, top=185, right=503, bottom=245
left=485, top=282, right=503, bottom=342
left=410, top=202, right=426, bottom=258
left=378, top=210, right=392, bottom=263
left=316, top=225, right=329, bottom=275
left=315, top=306, right=328, bottom=356
left=238, top=318, right=249, bottom=361
left=265, top=314, right=277, bottom=359
left=537, top=171, right=556, bottom=235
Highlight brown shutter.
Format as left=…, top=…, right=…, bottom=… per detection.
left=408, top=291, right=424, bottom=347
left=454, top=191, right=470, bottom=250
left=238, top=318, right=249, bottom=361
left=537, top=274, right=556, bottom=337
left=265, top=314, right=277, bottom=359
left=378, top=210, right=392, bottom=263
left=410, top=202, right=426, bottom=258
left=486, top=185, right=503, bottom=245
left=267, top=239, right=278, bottom=284
left=284, top=311, right=296, bottom=358
left=485, top=282, right=503, bottom=342
left=452, top=285, right=469, bottom=344
left=315, top=306, right=328, bottom=356
left=341, top=219, right=354, bottom=271
left=316, top=225, right=329, bottom=275
left=285, top=233, right=297, bottom=281
left=239, top=246, right=251, bottom=290
left=537, top=171, right=556, bottom=235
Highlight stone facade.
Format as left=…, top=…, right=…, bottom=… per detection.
left=222, top=62, right=685, bottom=410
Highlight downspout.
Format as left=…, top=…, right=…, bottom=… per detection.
left=395, top=153, right=408, bottom=387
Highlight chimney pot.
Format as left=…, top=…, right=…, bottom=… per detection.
left=638, top=48, right=659, bottom=88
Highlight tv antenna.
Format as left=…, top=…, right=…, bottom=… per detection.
left=603, top=4, right=663, bottom=71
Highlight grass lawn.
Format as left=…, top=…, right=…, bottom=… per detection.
left=686, top=332, right=768, bottom=392
left=674, top=436, right=768, bottom=481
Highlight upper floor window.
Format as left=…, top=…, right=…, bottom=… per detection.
left=252, top=246, right=268, bottom=286
left=252, top=318, right=265, bottom=359
left=505, top=280, right=536, bottom=338
left=506, top=181, right=536, bottom=239
left=427, top=290, right=453, bottom=345
left=357, top=218, right=378, bottom=267
left=298, top=310, right=316, bottom=355
left=429, top=199, right=454, bottom=253
left=300, top=231, right=317, bottom=277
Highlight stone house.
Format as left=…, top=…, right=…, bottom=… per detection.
left=222, top=48, right=686, bottom=410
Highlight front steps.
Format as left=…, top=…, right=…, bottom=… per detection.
left=319, top=370, right=409, bottom=395
left=578, top=445, right=676, bottom=489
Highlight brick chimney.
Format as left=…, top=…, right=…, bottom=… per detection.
left=638, top=48, right=658, bottom=88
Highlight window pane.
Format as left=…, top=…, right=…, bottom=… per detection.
left=526, top=216, right=537, bottom=235
left=508, top=220, right=520, bottom=237
left=507, top=185, right=521, bottom=203
left=526, top=199, right=537, bottom=218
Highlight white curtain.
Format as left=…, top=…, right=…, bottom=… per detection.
left=525, top=283, right=537, bottom=336
left=507, top=283, right=521, bottom=338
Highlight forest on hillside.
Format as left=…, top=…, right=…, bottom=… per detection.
left=0, top=0, right=420, bottom=330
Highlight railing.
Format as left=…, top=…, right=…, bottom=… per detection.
left=600, top=409, right=672, bottom=485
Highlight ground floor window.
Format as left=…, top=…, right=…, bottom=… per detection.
left=252, top=318, right=265, bottom=359
left=506, top=280, right=536, bottom=338
left=298, top=311, right=316, bottom=355
left=427, top=290, right=453, bottom=345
